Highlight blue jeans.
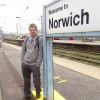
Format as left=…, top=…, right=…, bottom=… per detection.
left=22, top=62, right=41, bottom=96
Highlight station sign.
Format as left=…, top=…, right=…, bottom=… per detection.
left=46, top=0, right=100, bottom=34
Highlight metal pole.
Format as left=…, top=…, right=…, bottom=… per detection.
left=46, top=38, right=54, bottom=100
left=42, top=5, right=54, bottom=100
left=16, top=23, right=18, bottom=36
left=42, top=5, right=48, bottom=100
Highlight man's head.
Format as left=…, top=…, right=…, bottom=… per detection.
left=29, top=23, right=38, bottom=37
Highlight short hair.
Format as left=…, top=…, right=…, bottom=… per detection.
left=29, top=23, right=37, bottom=30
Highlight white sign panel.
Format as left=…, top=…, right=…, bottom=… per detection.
left=46, top=0, right=100, bottom=34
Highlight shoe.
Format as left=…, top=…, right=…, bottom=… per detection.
left=36, top=92, right=41, bottom=99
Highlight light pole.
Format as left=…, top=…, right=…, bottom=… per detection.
left=16, top=23, right=18, bottom=36
left=16, top=17, right=29, bottom=35
left=16, top=17, right=21, bottom=36
left=16, top=17, right=29, bottom=25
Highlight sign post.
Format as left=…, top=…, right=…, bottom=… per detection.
left=42, top=5, right=54, bottom=100
left=42, top=0, right=100, bottom=100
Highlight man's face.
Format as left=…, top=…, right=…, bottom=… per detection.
left=29, top=27, right=37, bottom=37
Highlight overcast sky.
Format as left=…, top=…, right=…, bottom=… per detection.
left=0, top=0, right=54, bottom=34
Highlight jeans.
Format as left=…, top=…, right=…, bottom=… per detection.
left=22, top=62, right=41, bottom=96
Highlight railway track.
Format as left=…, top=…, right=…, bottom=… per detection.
left=53, top=46, right=100, bottom=67
left=3, top=39, right=100, bottom=67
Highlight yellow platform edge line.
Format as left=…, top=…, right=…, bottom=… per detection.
left=54, top=76, right=60, bottom=80
left=32, top=88, right=66, bottom=100
left=57, top=80, right=67, bottom=84
left=54, top=90, right=66, bottom=100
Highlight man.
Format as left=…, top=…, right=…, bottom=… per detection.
left=21, top=23, right=43, bottom=100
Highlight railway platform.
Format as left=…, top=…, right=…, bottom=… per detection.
left=0, top=43, right=100, bottom=100
left=0, top=49, right=23, bottom=100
